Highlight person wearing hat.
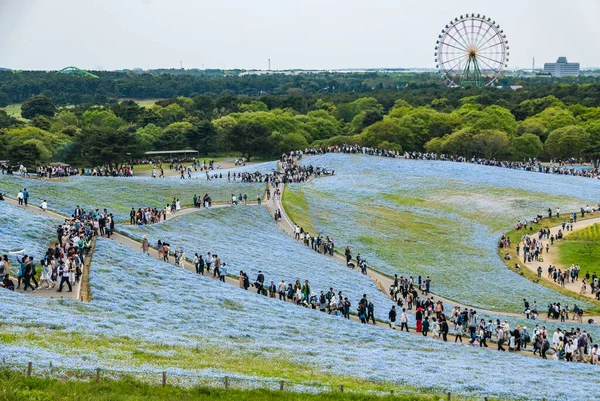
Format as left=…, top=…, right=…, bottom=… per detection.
left=309, top=292, right=318, bottom=309
left=141, top=235, right=149, bottom=255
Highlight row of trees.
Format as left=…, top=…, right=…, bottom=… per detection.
left=1, top=88, right=600, bottom=167
left=1, top=70, right=599, bottom=108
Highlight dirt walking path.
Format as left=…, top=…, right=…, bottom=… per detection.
left=3, top=193, right=570, bottom=360
left=266, top=162, right=600, bottom=323
left=520, top=217, right=600, bottom=299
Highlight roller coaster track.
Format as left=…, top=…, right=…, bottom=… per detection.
left=56, top=66, right=99, bottom=78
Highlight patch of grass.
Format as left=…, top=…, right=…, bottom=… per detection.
left=0, top=328, right=402, bottom=392
left=499, top=214, right=600, bottom=314
left=1, top=103, right=22, bottom=118
left=0, top=369, right=487, bottom=401
left=557, top=223, right=600, bottom=277
left=282, top=187, right=316, bottom=234
left=119, top=98, right=163, bottom=108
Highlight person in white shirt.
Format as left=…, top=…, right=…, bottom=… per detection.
left=565, top=340, right=577, bottom=362
left=400, top=308, right=410, bottom=332
left=40, top=200, right=48, bottom=211
left=552, top=328, right=562, bottom=348
left=17, top=191, right=24, bottom=206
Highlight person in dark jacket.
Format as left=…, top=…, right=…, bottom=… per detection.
left=422, top=316, right=430, bottom=336
left=367, top=301, right=375, bottom=325
left=388, top=306, right=397, bottom=329
left=1, top=274, right=15, bottom=291
left=440, top=318, right=449, bottom=341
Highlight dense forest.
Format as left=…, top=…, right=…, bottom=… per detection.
left=1, top=70, right=600, bottom=106
left=1, top=71, right=600, bottom=167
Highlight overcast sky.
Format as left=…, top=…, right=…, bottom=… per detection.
left=1, top=0, right=599, bottom=71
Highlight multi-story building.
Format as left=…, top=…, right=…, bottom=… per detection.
left=543, top=57, right=580, bottom=77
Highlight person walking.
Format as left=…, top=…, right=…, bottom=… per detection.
left=56, top=260, right=72, bottom=292
left=219, top=263, right=227, bottom=282
left=497, top=326, right=506, bottom=351
left=367, top=301, right=375, bottom=325
left=415, top=306, right=423, bottom=332
left=22, top=257, right=37, bottom=293
left=388, top=305, right=397, bottom=329
left=141, top=235, right=150, bottom=255
left=400, top=308, right=409, bottom=332
left=343, top=297, right=351, bottom=319
left=422, top=316, right=430, bottom=336
left=440, top=318, right=449, bottom=341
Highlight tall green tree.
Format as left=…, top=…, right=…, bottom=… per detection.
left=545, top=126, right=590, bottom=159
left=510, top=134, right=544, bottom=159
left=226, top=121, right=271, bottom=161
left=21, top=95, right=56, bottom=119
left=186, top=120, right=217, bottom=154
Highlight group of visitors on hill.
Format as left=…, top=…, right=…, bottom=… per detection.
left=404, top=151, right=600, bottom=179
left=1, top=205, right=98, bottom=293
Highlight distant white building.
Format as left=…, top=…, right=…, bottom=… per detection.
left=543, top=57, right=580, bottom=77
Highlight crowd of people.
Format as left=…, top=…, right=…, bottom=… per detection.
left=1, top=204, right=100, bottom=293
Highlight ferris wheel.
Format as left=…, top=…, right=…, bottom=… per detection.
left=435, top=14, right=509, bottom=87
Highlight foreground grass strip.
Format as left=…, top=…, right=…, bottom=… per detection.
left=0, top=369, right=486, bottom=401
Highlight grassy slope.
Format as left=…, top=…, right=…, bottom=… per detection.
left=499, top=213, right=600, bottom=314
left=556, top=223, right=600, bottom=277
left=281, top=188, right=316, bottom=234
left=0, top=326, right=431, bottom=395
left=0, top=369, right=487, bottom=401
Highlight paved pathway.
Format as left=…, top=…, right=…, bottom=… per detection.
left=520, top=216, right=600, bottom=300
left=5, top=176, right=600, bottom=362
left=0, top=191, right=572, bottom=359
left=267, top=161, right=600, bottom=323
left=2, top=197, right=80, bottom=300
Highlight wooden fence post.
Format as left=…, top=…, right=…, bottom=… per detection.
left=447, top=392, right=451, bottom=401
left=27, top=362, right=32, bottom=377
left=390, top=389, right=394, bottom=395
left=224, top=376, right=229, bottom=390
left=48, top=362, right=52, bottom=376
left=279, top=380, right=284, bottom=391
left=162, top=371, right=166, bottom=387
left=96, top=368, right=101, bottom=383
left=340, top=384, right=344, bottom=393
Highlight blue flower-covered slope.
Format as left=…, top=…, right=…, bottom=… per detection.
left=117, top=206, right=395, bottom=320
left=292, top=153, right=596, bottom=312
left=0, top=230, right=598, bottom=400
left=0, top=175, right=263, bottom=221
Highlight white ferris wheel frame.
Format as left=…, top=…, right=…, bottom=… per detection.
left=435, top=14, right=509, bottom=87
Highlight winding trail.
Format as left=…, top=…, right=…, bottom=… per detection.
left=268, top=161, right=600, bottom=323
left=520, top=217, right=600, bottom=299
left=3, top=173, right=598, bottom=362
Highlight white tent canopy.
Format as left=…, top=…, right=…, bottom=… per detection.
left=144, top=150, right=199, bottom=158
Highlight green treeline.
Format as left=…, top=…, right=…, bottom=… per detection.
left=1, top=72, right=600, bottom=167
